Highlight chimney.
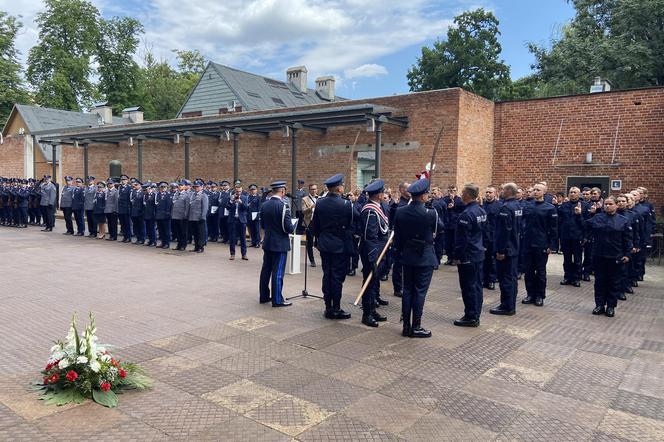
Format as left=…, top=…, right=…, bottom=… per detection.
left=287, top=66, right=308, bottom=92
left=590, top=77, right=612, bottom=93
left=122, top=106, right=144, bottom=123
left=315, top=76, right=336, bottom=101
left=91, top=101, right=113, bottom=125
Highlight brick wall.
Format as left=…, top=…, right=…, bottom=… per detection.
left=0, top=135, right=25, bottom=177
left=493, top=87, right=664, bottom=209
left=457, top=90, right=495, bottom=189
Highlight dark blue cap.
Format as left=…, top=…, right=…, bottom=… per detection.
left=150, top=183, right=157, bottom=188
left=297, top=179, right=305, bottom=185
left=193, top=180, right=204, bottom=187
left=220, top=180, right=230, bottom=186
left=365, top=179, right=385, bottom=195
left=169, top=182, right=178, bottom=187
left=158, top=181, right=168, bottom=187
left=270, top=180, right=287, bottom=190
left=43, top=175, right=51, bottom=179
left=324, top=173, right=344, bottom=187
left=120, top=175, right=129, bottom=180
left=180, top=179, right=191, bottom=186
left=133, top=180, right=142, bottom=186
left=249, top=184, right=257, bottom=190
left=75, top=177, right=83, bottom=183
left=87, top=176, right=95, bottom=181
left=97, top=181, right=106, bottom=187
left=64, top=176, right=73, bottom=182
left=407, top=179, right=430, bottom=196
left=141, top=183, right=149, bottom=189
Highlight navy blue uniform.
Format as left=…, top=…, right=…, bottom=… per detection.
left=206, top=190, right=220, bottom=241
left=143, top=191, right=157, bottom=245
left=155, top=191, right=172, bottom=247
left=359, top=201, right=390, bottom=317
left=218, top=191, right=231, bottom=242
left=227, top=192, right=249, bottom=257
left=482, top=198, right=501, bottom=285
left=93, top=191, right=106, bottom=224
left=522, top=200, right=558, bottom=301
left=389, top=196, right=410, bottom=295
left=130, top=188, right=146, bottom=243
left=247, top=193, right=261, bottom=247
left=494, top=198, right=522, bottom=312
left=557, top=200, right=586, bottom=282
left=632, top=202, right=652, bottom=279
left=432, top=198, right=447, bottom=265
left=72, top=186, right=85, bottom=234
left=259, top=196, right=295, bottom=305
left=117, top=183, right=132, bottom=240
left=443, top=195, right=464, bottom=263
left=453, top=201, right=487, bottom=320
left=618, top=208, right=640, bottom=293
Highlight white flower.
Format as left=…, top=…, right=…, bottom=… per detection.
left=100, top=354, right=111, bottom=362
left=50, top=344, right=63, bottom=353
left=51, top=351, right=65, bottom=361
left=89, top=360, right=101, bottom=373
left=76, top=356, right=88, bottom=364
left=97, top=346, right=106, bottom=354
left=58, top=359, right=70, bottom=369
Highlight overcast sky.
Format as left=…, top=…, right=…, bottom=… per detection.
left=3, top=0, right=575, bottom=99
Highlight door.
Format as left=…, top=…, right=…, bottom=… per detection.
left=565, top=176, right=610, bottom=197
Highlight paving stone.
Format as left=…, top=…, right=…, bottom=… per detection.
left=162, top=363, right=241, bottom=396
left=361, top=350, right=422, bottom=375
left=35, top=402, right=132, bottom=439
left=245, top=395, right=333, bottom=436
left=220, top=332, right=277, bottom=353
left=343, top=393, right=428, bottom=433
left=551, top=361, right=625, bottom=388
left=117, top=381, right=196, bottom=419
left=322, top=340, right=378, bottom=361
left=462, top=376, right=539, bottom=411
left=331, top=363, right=401, bottom=391
left=0, top=422, right=54, bottom=441
left=522, top=390, right=607, bottom=429
left=148, top=333, right=209, bottom=353
left=590, top=432, right=633, bottom=442
left=484, top=361, right=556, bottom=389
left=297, top=412, right=404, bottom=441
left=292, top=377, right=372, bottom=412
left=202, top=379, right=285, bottom=414
left=1, top=390, right=81, bottom=421
left=543, top=373, right=618, bottom=407
left=496, top=412, right=594, bottom=441
left=249, top=364, right=325, bottom=395
left=142, top=355, right=202, bottom=380
left=435, top=390, right=521, bottom=432
left=408, top=361, right=480, bottom=390
left=610, top=389, right=664, bottom=421
left=287, top=324, right=366, bottom=350
left=290, top=350, right=356, bottom=375
left=379, top=376, right=452, bottom=410
left=399, top=412, right=498, bottom=441
left=197, top=415, right=291, bottom=441
left=598, top=409, right=664, bottom=441
left=214, top=351, right=284, bottom=377
left=187, top=323, right=244, bottom=342
left=255, top=341, right=315, bottom=362
left=115, top=342, right=172, bottom=363
left=95, top=420, right=172, bottom=441
left=640, top=340, right=664, bottom=353
left=227, top=316, right=276, bottom=331
left=0, top=402, right=23, bottom=430
left=174, top=341, right=242, bottom=364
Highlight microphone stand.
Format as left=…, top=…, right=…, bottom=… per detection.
left=287, top=225, right=323, bottom=301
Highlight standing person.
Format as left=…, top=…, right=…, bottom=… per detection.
left=482, top=186, right=500, bottom=290
left=206, top=182, right=220, bottom=243
left=347, top=191, right=361, bottom=276
left=104, top=180, right=119, bottom=241
left=60, top=176, right=75, bottom=235
left=310, top=174, right=357, bottom=320
left=84, top=176, right=97, bottom=237
left=117, top=175, right=132, bottom=242
left=155, top=182, right=172, bottom=249
left=522, top=183, right=558, bottom=307
left=247, top=184, right=262, bottom=248
left=582, top=187, right=604, bottom=280
left=28, top=179, right=41, bottom=225
left=15, top=180, right=29, bottom=228
left=218, top=180, right=231, bottom=243
left=143, top=183, right=157, bottom=247
left=443, top=185, right=464, bottom=265
left=625, top=194, right=644, bottom=292
left=227, top=183, right=249, bottom=260
left=358, top=180, right=390, bottom=327
left=453, top=183, right=487, bottom=327
left=585, top=196, right=632, bottom=317
left=301, top=183, right=319, bottom=266
left=389, top=182, right=411, bottom=297
left=72, top=178, right=86, bottom=236
left=93, top=182, right=107, bottom=239
left=558, top=187, right=585, bottom=287
left=616, top=194, right=640, bottom=300
left=258, top=180, right=294, bottom=307
left=490, top=183, right=522, bottom=315
left=39, top=175, right=57, bottom=232
left=130, top=180, right=146, bottom=245
left=393, top=179, right=441, bottom=337
left=631, top=189, right=652, bottom=282
left=188, top=180, right=209, bottom=253
left=171, top=181, right=191, bottom=251
left=294, top=179, right=307, bottom=234
left=431, top=187, right=447, bottom=268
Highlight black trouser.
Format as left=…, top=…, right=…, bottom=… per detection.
left=360, top=253, right=380, bottom=315
left=320, top=251, right=348, bottom=311
left=434, top=232, right=445, bottom=264
left=259, top=251, right=287, bottom=305
left=248, top=217, right=261, bottom=246
left=524, top=248, right=549, bottom=299
left=594, top=256, right=621, bottom=308
left=74, top=209, right=85, bottom=234
left=458, top=261, right=484, bottom=319
left=157, top=219, right=171, bottom=246
left=18, top=207, right=28, bottom=226
left=41, top=205, right=55, bottom=228
left=483, top=244, right=497, bottom=284
left=62, top=207, right=74, bottom=233
left=561, top=239, right=583, bottom=282
left=132, top=215, right=145, bottom=242
left=190, top=219, right=206, bottom=250
left=118, top=212, right=132, bottom=240
left=349, top=241, right=359, bottom=272
left=173, top=219, right=188, bottom=249
left=106, top=213, right=118, bottom=239
left=305, top=228, right=316, bottom=264
left=219, top=216, right=229, bottom=242
left=86, top=209, right=97, bottom=235
left=402, top=265, right=434, bottom=325
left=582, top=241, right=593, bottom=277
left=228, top=220, right=247, bottom=256
left=444, top=229, right=455, bottom=261
left=497, top=255, right=518, bottom=311
left=145, top=218, right=156, bottom=244
left=392, top=252, right=403, bottom=294
left=207, top=211, right=220, bottom=241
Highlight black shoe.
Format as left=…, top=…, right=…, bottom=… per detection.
left=592, top=306, right=605, bottom=315
left=637, top=276, right=643, bottom=282
left=444, top=260, right=455, bottom=266
left=62, top=232, right=73, bottom=235
left=402, top=324, right=411, bottom=337
left=534, top=297, right=544, bottom=307
left=583, top=275, right=591, bottom=282
left=41, top=228, right=50, bottom=232
left=573, top=281, right=581, bottom=287
left=489, top=307, right=515, bottom=316
left=380, top=274, right=388, bottom=281
left=617, top=293, right=627, bottom=301
left=75, top=232, right=84, bottom=236
left=137, top=240, right=145, bottom=245
left=310, top=262, right=316, bottom=267
left=631, top=281, right=638, bottom=287
left=377, top=297, right=389, bottom=306
left=560, top=279, right=571, bottom=285
left=625, top=287, right=634, bottom=294
left=196, top=248, right=204, bottom=253
left=522, top=296, right=535, bottom=305
left=347, top=269, right=356, bottom=276
left=372, top=312, right=387, bottom=322
left=362, top=316, right=379, bottom=327
left=333, top=309, right=351, bottom=320
left=259, top=299, right=271, bottom=304
left=394, top=291, right=402, bottom=298
left=242, top=255, right=248, bottom=260
left=273, top=302, right=292, bottom=307
left=324, top=309, right=335, bottom=319
left=486, top=282, right=495, bottom=290
left=605, top=307, right=615, bottom=317
left=411, top=326, right=432, bottom=338
left=454, top=317, right=479, bottom=327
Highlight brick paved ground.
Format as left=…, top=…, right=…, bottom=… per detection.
left=1, top=224, right=663, bottom=441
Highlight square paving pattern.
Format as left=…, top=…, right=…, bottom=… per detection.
left=1, top=226, right=663, bottom=440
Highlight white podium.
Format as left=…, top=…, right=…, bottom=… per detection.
left=287, top=234, right=302, bottom=274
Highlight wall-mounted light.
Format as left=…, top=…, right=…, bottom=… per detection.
left=128, top=136, right=134, bottom=146
left=281, top=125, right=290, bottom=138
left=366, top=118, right=376, bottom=133
left=585, top=152, right=593, bottom=164
left=173, top=133, right=180, bottom=144
left=74, top=140, right=79, bottom=148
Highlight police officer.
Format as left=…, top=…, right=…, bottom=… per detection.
left=490, top=183, right=522, bottom=315
left=558, top=186, right=585, bottom=287
left=431, top=187, right=447, bottom=267
left=72, top=178, right=86, bottom=236
left=247, top=184, right=262, bottom=248
left=390, top=181, right=411, bottom=297
left=93, top=181, right=107, bottom=239
left=155, top=182, right=173, bottom=248
left=206, top=181, right=220, bottom=242
left=631, top=189, right=652, bottom=282
left=130, top=180, right=146, bottom=244
left=522, top=183, right=558, bottom=307
left=482, top=186, right=500, bottom=290
left=15, top=180, right=29, bottom=228
left=84, top=176, right=97, bottom=237
left=617, top=194, right=640, bottom=300
left=218, top=180, right=231, bottom=243
left=310, top=174, right=357, bottom=320
left=453, top=183, right=487, bottom=327
left=143, top=183, right=157, bottom=247
left=104, top=179, right=119, bottom=241
left=393, top=179, right=441, bottom=337
left=28, top=179, right=41, bottom=225
left=358, top=179, right=390, bottom=327
left=585, top=196, right=632, bottom=317
left=60, top=176, right=75, bottom=235
left=258, top=180, right=294, bottom=307
left=117, top=175, right=132, bottom=242
left=227, top=182, right=248, bottom=260
left=443, top=185, right=464, bottom=265
left=171, top=180, right=191, bottom=251
left=188, top=180, right=209, bottom=253
left=39, top=175, right=57, bottom=232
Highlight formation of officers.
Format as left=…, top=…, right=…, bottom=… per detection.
left=1, top=172, right=657, bottom=336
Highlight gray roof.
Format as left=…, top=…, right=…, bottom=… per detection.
left=177, top=62, right=343, bottom=117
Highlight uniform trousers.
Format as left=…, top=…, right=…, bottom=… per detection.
left=561, top=239, right=583, bottom=282
left=74, top=209, right=85, bottom=234
left=144, top=218, right=156, bottom=244
left=524, top=248, right=549, bottom=299
left=392, top=253, right=404, bottom=294
left=173, top=219, right=188, bottom=249
left=483, top=243, right=497, bottom=284
left=582, top=241, right=593, bottom=277
left=320, top=251, right=348, bottom=310
left=402, top=265, right=434, bottom=323
left=457, top=261, right=484, bottom=319
left=497, top=255, right=518, bottom=311
left=118, top=212, right=132, bottom=240
left=434, top=232, right=445, bottom=263
left=106, top=213, right=118, bottom=239
left=633, top=249, right=646, bottom=279
left=41, top=205, right=55, bottom=228
left=157, top=219, right=171, bottom=245
left=86, top=210, right=97, bottom=235
left=444, top=229, right=455, bottom=261
left=594, top=257, right=622, bottom=308
left=219, top=216, right=229, bottom=242
left=207, top=211, right=220, bottom=241
left=18, top=207, right=28, bottom=225
left=248, top=217, right=261, bottom=246
left=189, top=219, right=206, bottom=250
left=360, top=253, right=380, bottom=314
left=62, top=207, right=74, bottom=233
left=349, top=240, right=359, bottom=272
left=259, top=251, right=287, bottom=305
left=132, top=216, right=145, bottom=242
left=228, top=219, right=247, bottom=256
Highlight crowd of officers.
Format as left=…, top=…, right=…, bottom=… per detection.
left=1, top=172, right=657, bottom=335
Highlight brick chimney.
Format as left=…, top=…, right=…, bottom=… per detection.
left=122, top=106, right=144, bottom=123
left=287, top=66, right=308, bottom=92
left=91, top=102, right=113, bottom=125
left=315, top=76, right=335, bottom=101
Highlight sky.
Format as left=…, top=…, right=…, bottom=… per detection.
left=3, top=0, right=575, bottom=99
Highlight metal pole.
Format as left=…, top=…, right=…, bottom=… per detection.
left=32, top=135, right=37, bottom=179
left=374, top=121, right=382, bottom=178
left=184, top=133, right=191, bottom=179
left=233, top=131, right=239, bottom=182
left=291, top=127, right=297, bottom=193
left=137, top=138, right=143, bottom=182
left=83, top=143, right=89, bottom=179
left=51, top=144, right=57, bottom=183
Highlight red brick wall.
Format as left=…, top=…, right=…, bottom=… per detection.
left=0, top=135, right=25, bottom=177
left=493, top=88, right=664, bottom=209
left=457, top=90, right=495, bottom=189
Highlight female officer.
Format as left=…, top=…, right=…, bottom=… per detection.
left=584, top=196, right=632, bottom=317
left=94, top=182, right=107, bottom=239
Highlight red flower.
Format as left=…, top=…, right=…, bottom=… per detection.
left=66, top=370, right=78, bottom=382
left=100, top=382, right=111, bottom=392
left=118, top=369, right=126, bottom=379
left=43, top=376, right=49, bottom=385
left=48, top=373, right=59, bottom=384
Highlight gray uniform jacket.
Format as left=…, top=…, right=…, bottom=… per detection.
left=171, top=191, right=190, bottom=220
left=60, top=185, right=74, bottom=208
left=188, top=191, right=209, bottom=221
left=104, top=188, right=119, bottom=214
left=84, top=185, right=96, bottom=211
left=40, top=182, right=57, bottom=206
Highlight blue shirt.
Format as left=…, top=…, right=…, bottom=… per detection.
left=453, top=201, right=487, bottom=263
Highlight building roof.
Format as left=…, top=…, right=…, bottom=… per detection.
left=177, top=62, right=343, bottom=117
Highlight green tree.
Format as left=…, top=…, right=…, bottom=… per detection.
left=96, top=17, right=144, bottom=115
left=408, top=8, right=510, bottom=100
left=0, top=11, right=31, bottom=122
left=26, top=0, right=100, bottom=110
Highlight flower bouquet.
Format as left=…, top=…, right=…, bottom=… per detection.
left=34, top=312, right=152, bottom=408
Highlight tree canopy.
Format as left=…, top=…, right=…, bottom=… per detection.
left=0, top=11, right=31, bottom=123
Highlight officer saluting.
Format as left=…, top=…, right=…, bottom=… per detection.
left=258, top=180, right=294, bottom=307
left=393, top=179, right=441, bottom=337
left=310, top=174, right=358, bottom=320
